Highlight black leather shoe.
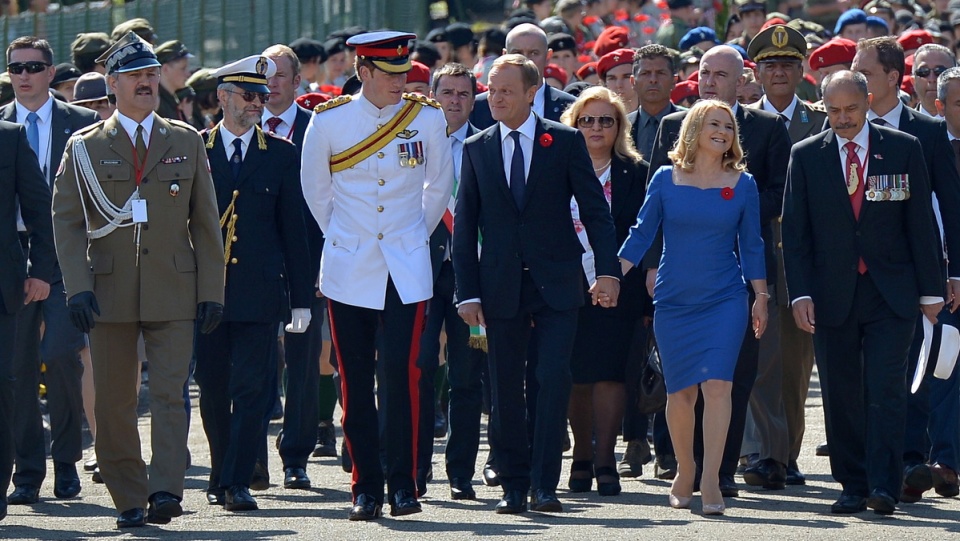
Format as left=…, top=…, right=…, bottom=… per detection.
left=482, top=464, right=500, bottom=487
left=389, top=489, right=422, bottom=517
left=116, top=507, right=147, bottom=528
left=866, top=488, right=897, bottom=515
left=785, top=460, right=806, bottom=486
left=450, top=478, right=476, bottom=500
left=53, top=462, right=81, bottom=499
left=529, top=488, right=563, bottom=513
left=416, top=466, right=433, bottom=497
left=831, top=493, right=867, bottom=514
left=249, top=461, right=270, bottom=491
left=7, top=485, right=40, bottom=505
left=224, top=485, right=258, bottom=511
left=91, top=468, right=103, bottom=484
left=205, top=488, right=225, bottom=505
left=0, top=502, right=6, bottom=522
left=283, top=467, right=311, bottom=489
left=349, top=494, right=382, bottom=521
left=341, top=440, right=353, bottom=473
left=743, top=458, right=787, bottom=490
left=719, top=475, right=739, bottom=498
left=816, top=442, right=829, bottom=457
left=495, top=490, right=527, bottom=514
left=147, top=491, right=183, bottom=524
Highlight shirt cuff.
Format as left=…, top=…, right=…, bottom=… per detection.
left=790, top=296, right=812, bottom=305
left=596, top=275, right=620, bottom=282
left=950, top=277, right=960, bottom=281
left=457, top=298, right=481, bottom=307
left=920, top=296, right=944, bottom=305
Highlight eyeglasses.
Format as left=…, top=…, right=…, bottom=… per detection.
left=915, top=66, right=949, bottom=79
left=7, top=61, right=51, bottom=75
left=225, top=89, right=269, bottom=104
left=577, top=115, right=616, bottom=129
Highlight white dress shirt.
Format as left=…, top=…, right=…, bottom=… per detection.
left=262, top=101, right=299, bottom=139
left=499, top=111, right=536, bottom=186
left=533, top=83, right=546, bottom=118
left=867, top=101, right=902, bottom=128
left=116, top=111, right=155, bottom=148
left=761, top=95, right=798, bottom=129
left=15, top=95, right=54, bottom=177
left=219, top=124, right=255, bottom=160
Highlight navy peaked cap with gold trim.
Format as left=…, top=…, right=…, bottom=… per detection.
left=213, top=55, right=277, bottom=94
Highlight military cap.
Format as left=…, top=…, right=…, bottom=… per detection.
left=594, top=26, right=630, bottom=57
left=898, top=28, right=934, bottom=50
left=342, top=74, right=363, bottom=95
left=680, top=47, right=703, bottom=66
left=540, top=16, right=570, bottom=35
left=323, top=38, right=348, bottom=58
left=328, top=26, right=368, bottom=46
left=678, top=26, right=720, bottom=51
left=426, top=28, right=449, bottom=44
left=71, top=32, right=112, bottom=59
left=413, top=42, right=441, bottom=67
left=597, top=48, right=635, bottom=80
left=666, top=0, right=693, bottom=9
left=748, top=24, right=806, bottom=63
left=296, top=92, right=331, bottom=110
left=556, top=0, right=584, bottom=14
left=952, top=11, right=960, bottom=27
left=505, top=14, right=538, bottom=30
left=405, top=61, right=430, bottom=85
left=0, top=72, right=13, bottom=106
left=576, top=61, right=598, bottom=81
left=289, top=38, right=327, bottom=63
left=349, top=31, right=416, bottom=74
left=213, top=55, right=277, bottom=94
left=97, top=31, right=161, bottom=75
left=186, top=67, right=218, bottom=94
left=671, top=79, right=699, bottom=102
left=563, top=81, right=592, bottom=97
left=834, top=9, right=867, bottom=35
left=865, top=0, right=895, bottom=16
left=155, top=40, right=193, bottom=64
left=543, top=64, right=569, bottom=87
left=766, top=12, right=792, bottom=22
left=175, top=86, right=196, bottom=101
left=111, top=18, right=157, bottom=44
left=446, top=23, right=475, bottom=49
left=734, top=0, right=766, bottom=13
left=51, top=64, right=82, bottom=87
left=71, top=72, right=108, bottom=104
left=546, top=34, right=575, bottom=57
left=808, top=38, right=857, bottom=71
left=866, top=16, right=890, bottom=32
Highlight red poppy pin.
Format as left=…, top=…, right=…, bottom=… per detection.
left=721, top=187, right=734, bottom=200
left=539, top=133, right=553, bottom=147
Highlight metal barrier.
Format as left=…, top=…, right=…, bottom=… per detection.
left=1, top=0, right=428, bottom=69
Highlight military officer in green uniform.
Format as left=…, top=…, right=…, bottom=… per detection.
left=155, top=40, right=193, bottom=122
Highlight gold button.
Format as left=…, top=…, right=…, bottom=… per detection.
left=778, top=216, right=782, bottom=223
left=377, top=124, right=383, bottom=129
left=377, top=206, right=384, bottom=212
left=231, top=236, right=238, bottom=242
left=377, top=152, right=385, bottom=159
left=378, top=179, right=385, bottom=186
left=777, top=242, right=783, bottom=248
left=231, top=257, right=238, bottom=264
left=377, top=233, right=384, bottom=240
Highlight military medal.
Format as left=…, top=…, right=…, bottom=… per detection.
left=170, top=182, right=180, bottom=197
left=398, top=143, right=410, bottom=167
left=415, top=141, right=425, bottom=164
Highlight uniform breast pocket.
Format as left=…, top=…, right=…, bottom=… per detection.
left=156, top=164, right=192, bottom=206
left=253, top=178, right=281, bottom=218
left=97, top=165, right=131, bottom=202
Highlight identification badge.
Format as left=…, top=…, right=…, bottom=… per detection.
left=132, top=199, right=148, bottom=223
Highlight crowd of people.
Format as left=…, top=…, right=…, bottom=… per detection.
left=2, top=0, right=960, bottom=530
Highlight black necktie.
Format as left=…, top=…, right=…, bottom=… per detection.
left=509, top=130, right=525, bottom=207
left=230, top=138, right=243, bottom=181
left=871, top=118, right=889, bottom=127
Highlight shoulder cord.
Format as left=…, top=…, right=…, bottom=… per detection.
left=72, top=138, right=137, bottom=239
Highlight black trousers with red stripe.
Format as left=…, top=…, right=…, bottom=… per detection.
left=328, top=278, right=425, bottom=503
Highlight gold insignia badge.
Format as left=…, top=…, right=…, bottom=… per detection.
left=613, top=55, right=620, bottom=62
left=256, top=56, right=268, bottom=75
left=772, top=27, right=788, bottom=49
left=397, top=45, right=403, bottom=55
left=396, top=129, right=419, bottom=139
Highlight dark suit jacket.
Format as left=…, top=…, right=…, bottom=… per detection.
left=453, top=114, right=621, bottom=319
left=429, top=122, right=479, bottom=285
left=283, top=105, right=325, bottom=287
left=469, top=84, right=575, bottom=130
left=642, top=105, right=790, bottom=283
left=747, top=97, right=827, bottom=144
left=0, top=121, right=55, bottom=315
left=202, top=126, right=312, bottom=322
left=626, top=102, right=682, bottom=160
left=782, top=125, right=942, bottom=326
left=604, top=155, right=651, bottom=320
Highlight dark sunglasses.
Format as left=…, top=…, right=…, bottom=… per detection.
left=7, top=61, right=51, bottom=75
left=225, top=89, right=269, bottom=104
left=577, top=115, right=616, bottom=129
left=915, top=65, right=948, bottom=79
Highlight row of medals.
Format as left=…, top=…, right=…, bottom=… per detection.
left=849, top=164, right=910, bottom=201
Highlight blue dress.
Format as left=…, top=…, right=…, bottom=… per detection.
left=618, top=166, right=765, bottom=393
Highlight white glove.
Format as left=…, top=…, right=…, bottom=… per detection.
left=285, top=308, right=312, bottom=333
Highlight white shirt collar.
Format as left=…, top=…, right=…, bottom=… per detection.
left=15, top=94, right=54, bottom=124
left=262, top=101, right=299, bottom=133
left=499, top=111, right=537, bottom=142
left=918, top=102, right=941, bottom=118
left=449, top=121, right=469, bottom=143
left=356, top=92, right=402, bottom=118
left=867, top=100, right=902, bottom=129
left=761, top=95, right=798, bottom=120
left=219, top=123, right=256, bottom=159
left=533, top=83, right=546, bottom=116
left=836, top=121, right=871, bottom=152
left=115, top=110, right=156, bottom=147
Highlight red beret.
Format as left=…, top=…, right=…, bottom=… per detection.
left=594, top=26, right=630, bottom=57
left=577, top=61, right=599, bottom=81
left=671, top=80, right=699, bottom=103
left=905, top=53, right=915, bottom=74
left=761, top=17, right=787, bottom=30
left=687, top=69, right=699, bottom=81
left=597, top=48, right=636, bottom=80
left=405, top=61, right=431, bottom=85
left=897, top=29, right=934, bottom=51
left=296, top=92, right=331, bottom=109
left=809, top=38, right=857, bottom=71
left=476, top=80, right=488, bottom=93
left=318, top=84, right=342, bottom=96
left=543, top=63, right=569, bottom=88
left=901, top=74, right=915, bottom=96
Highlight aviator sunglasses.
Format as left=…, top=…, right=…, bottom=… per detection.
left=7, top=61, right=51, bottom=75
left=224, top=89, right=270, bottom=104
left=577, top=115, right=616, bottom=129
left=915, top=65, right=948, bottom=79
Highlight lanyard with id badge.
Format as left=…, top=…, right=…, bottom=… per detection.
left=131, top=133, right=149, bottom=266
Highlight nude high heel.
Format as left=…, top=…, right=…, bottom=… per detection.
left=669, top=493, right=692, bottom=509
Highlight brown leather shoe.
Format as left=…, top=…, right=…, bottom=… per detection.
left=931, top=463, right=960, bottom=497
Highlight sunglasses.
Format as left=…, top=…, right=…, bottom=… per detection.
left=225, top=89, right=269, bottom=104
left=577, top=115, right=616, bottom=129
left=7, top=61, right=51, bottom=75
left=915, top=65, right=948, bottom=79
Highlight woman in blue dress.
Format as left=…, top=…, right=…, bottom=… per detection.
left=617, top=99, right=768, bottom=515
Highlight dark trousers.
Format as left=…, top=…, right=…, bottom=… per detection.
left=815, top=273, right=915, bottom=497
left=195, top=321, right=278, bottom=489
left=904, top=306, right=960, bottom=470
left=11, top=280, right=84, bottom=487
left=623, top=320, right=672, bottom=456
left=328, top=279, right=425, bottom=502
left=486, top=270, right=578, bottom=493
left=0, top=311, right=17, bottom=507
left=279, top=296, right=324, bottom=469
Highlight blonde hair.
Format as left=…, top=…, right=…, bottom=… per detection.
left=668, top=99, right=746, bottom=173
left=560, top=86, right=643, bottom=164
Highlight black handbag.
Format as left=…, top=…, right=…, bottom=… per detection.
left=637, top=334, right=667, bottom=414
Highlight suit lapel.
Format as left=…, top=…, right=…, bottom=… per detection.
left=480, top=124, right=511, bottom=206
left=788, top=102, right=808, bottom=143
left=105, top=114, right=136, bottom=167
left=822, top=130, right=857, bottom=225
left=0, top=103, right=14, bottom=123
left=49, top=102, right=71, bottom=186
left=610, top=158, right=629, bottom=221
left=522, top=118, right=550, bottom=210
left=208, top=133, right=234, bottom=208
left=141, top=115, right=172, bottom=178
left=236, top=128, right=266, bottom=188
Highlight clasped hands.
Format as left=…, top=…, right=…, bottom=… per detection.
left=458, top=277, right=621, bottom=328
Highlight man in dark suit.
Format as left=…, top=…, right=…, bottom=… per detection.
left=261, top=43, right=325, bottom=492
left=0, top=120, right=57, bottom=522
left=3, top=35, right=99, bottom=506
left=195, top=55, right=312, bottom=512
left=469, top=24, right=575, bottom=129
left=643, top=45, right=791, bottom=496
left=453, top=54, right=621, bottom=514
left=852, top=36, right=960, bottom=502
left=782, top=70, right=944, bottom=515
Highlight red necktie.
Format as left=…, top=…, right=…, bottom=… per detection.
left=844, top=141, right=867, bottom=274
left=265, top=117, right=282, bottom=133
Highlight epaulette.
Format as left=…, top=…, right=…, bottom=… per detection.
left=806, top=100, right=826, bottom=112
left=403, top=93, right=442, bottom=109
left=74, top=120, right=104, bottom=137
left=166, top=118, right=200, bottom=133
left=314, top=94, right=352, bottom=114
